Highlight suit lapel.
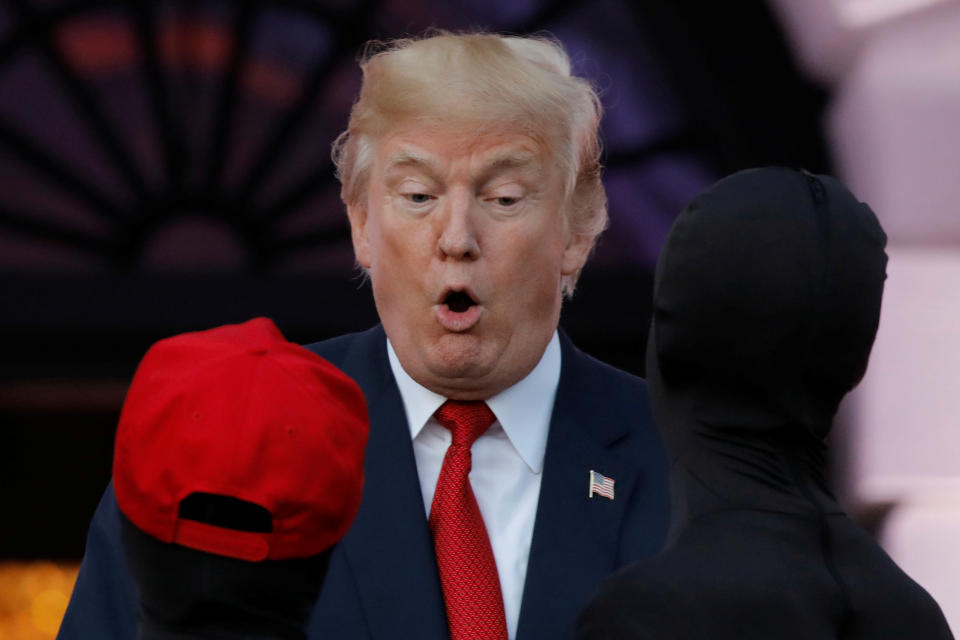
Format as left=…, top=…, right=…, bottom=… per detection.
left=516, top=335, right=644, bottom=640
left=336, top=327, right=449, bottom=640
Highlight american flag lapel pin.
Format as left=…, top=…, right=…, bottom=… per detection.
left=588, top=470, right=615, bottom=500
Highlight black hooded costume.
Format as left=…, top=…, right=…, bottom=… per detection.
left=576, top=167, right=953, bottom=639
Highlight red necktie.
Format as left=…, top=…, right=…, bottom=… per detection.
left=430, top=400, right=509, bottom=640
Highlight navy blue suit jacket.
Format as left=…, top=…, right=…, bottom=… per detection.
left=58, top=325, right=669, bottom=640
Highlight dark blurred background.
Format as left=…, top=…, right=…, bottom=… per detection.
left=0, top=0, right=829, bottom=563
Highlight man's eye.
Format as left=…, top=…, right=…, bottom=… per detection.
left=406, top=193, right=432, bottom=204
left=495, top=196, right=519, bottom=207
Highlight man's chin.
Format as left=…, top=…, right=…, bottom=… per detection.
left=427, top=337, right=489, bottom=378
left=418, top=336, right=499, bottom=396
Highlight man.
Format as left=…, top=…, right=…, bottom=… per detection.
left=59, top=32, right=669, bottom=640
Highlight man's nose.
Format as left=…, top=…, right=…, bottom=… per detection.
left=436, top=191, right=481, bottom=260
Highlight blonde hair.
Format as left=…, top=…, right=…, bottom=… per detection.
left=332, top=31, right=607, bottom=296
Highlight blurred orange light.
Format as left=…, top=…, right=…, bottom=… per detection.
left=0, top=562, right=80, bottom=640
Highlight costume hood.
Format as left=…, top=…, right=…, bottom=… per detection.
left=648, top=167, right=887, bottom=520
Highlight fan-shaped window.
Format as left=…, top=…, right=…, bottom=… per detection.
left=0, top=0, right=717, bottom=279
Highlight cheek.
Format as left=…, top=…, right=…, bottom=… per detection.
left=381, top=219, right=435, bottom=270
left=493, top=233, right=565, bottom=306
left=368, top=214, right=435, bottom=298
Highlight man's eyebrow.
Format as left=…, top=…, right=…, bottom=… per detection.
left=477, top=151, right=542, bottom=182
left=383, top=148, right=542, bottom=182
left=384, top=149, right=437, bottom=174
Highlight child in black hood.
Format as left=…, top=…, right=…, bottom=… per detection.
left=576, top=167, right=953, bottom=639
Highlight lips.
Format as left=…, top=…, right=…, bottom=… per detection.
left=435, top=287, right=482, bottom=332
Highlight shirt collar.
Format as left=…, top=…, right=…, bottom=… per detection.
left=386, top=332, right=561, bottom=474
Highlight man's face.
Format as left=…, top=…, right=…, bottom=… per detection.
left=348, top=122, right=592, bottom=400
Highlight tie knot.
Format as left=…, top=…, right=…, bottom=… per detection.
left=434, top=400, right=496, bottom=448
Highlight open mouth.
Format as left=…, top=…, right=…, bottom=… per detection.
left=436, top=288, right=482, bottom=332
left=444, top=289, right=477, bottom=313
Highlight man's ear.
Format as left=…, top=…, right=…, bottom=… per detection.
left=347, top=203, right=372, bottom=268
left=561, top=231, right=593, bottom=277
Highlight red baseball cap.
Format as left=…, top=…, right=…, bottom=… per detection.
left=113, top=317, right=369, bottom=562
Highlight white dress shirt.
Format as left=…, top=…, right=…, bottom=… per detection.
left=386, top=333, right=561, bottom=640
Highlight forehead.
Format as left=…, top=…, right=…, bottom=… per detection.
left=374, top=121, right=552, bottom=175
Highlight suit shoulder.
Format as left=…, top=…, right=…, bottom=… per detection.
left=564, top=343, right=652, bottom=415
left=302, top=326, right=382, bottom=369
left=577, top=349, right=648, bottom=391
